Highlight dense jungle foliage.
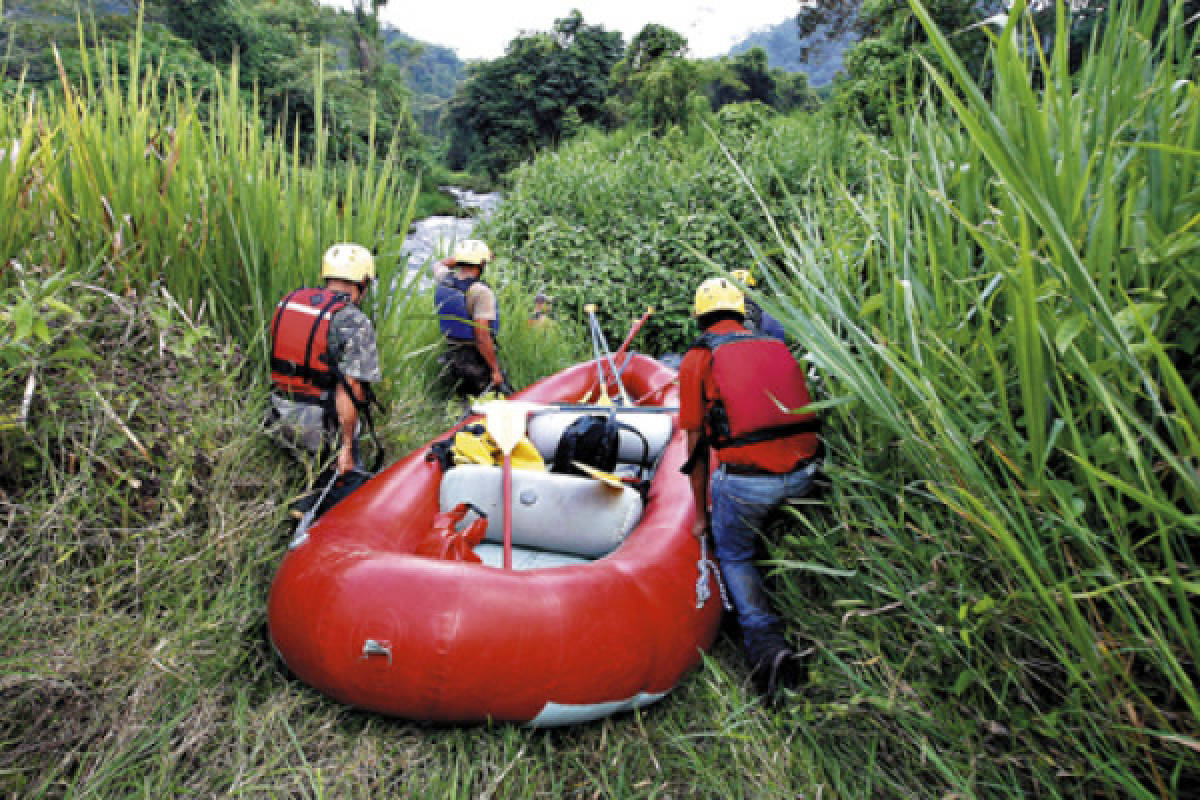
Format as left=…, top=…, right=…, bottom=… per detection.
left=0, top=0, right=467, bottom=179
left=1, top=0, right=1198, bottom=797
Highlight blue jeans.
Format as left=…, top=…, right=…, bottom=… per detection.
left=710, top=462, right=816, bottom=660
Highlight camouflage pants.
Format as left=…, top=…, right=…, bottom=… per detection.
left=266, top=394, right=363, bottom=467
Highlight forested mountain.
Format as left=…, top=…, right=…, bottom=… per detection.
left=1, top=1, right=464, bottom=150
left=729, top=13, right=859, bottom=87
left=380, top=28, right=465, bottom=136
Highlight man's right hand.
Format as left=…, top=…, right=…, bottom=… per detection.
left=336, top=447, right=356, bottom=475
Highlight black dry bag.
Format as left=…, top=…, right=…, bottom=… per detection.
left=553, top=414, right=620, bottom=476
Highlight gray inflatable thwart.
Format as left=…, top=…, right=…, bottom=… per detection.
left=526, top=409, right=673, bottom=465
left=439, top=465, right=643, bottom=559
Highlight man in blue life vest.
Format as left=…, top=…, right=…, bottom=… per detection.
left=730, top=268, right=787, bottom=341
left=434, top=239, right=510, bottom=397
left=679, top=276, right=820, bottom=703
left=267, top=243, right=383, bottom=477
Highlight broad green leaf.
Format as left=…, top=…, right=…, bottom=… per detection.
left=1055, top=314, right=1087, bottom=354
left=12, top=302, right=34, bottom=342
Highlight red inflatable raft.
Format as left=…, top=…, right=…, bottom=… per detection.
left=267, top=354, right=723, bottom=726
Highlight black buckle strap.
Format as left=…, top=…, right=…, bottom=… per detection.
left=271, top=357, right=337, bottom=389
left=680, top=432, right=710, bottom=475
left=712, top=418, right=821, bottom=450
left=336, top=373, right=386, bottom=473
left=721, top=452, right=818, bottom=477
left=272, top=388, right=326, bottom=405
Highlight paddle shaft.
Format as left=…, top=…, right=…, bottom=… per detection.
left=479, top=400, right=541, bottom=571
left=583, top=305, right=610, bottom=404
left=587, top=309, right=631, bottom=405
left=502, top=452, right=513, bottom=569
left=612, top=307, right=653, bottom=365
left=288, top=466, right=365, bottom=550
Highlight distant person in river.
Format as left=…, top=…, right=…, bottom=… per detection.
left=730, top=268, right=787, bottom=341
left=267, top=243, right=384, bottom=481
left=678, top=276, right=821, bottom=704
left=434, top=239, right=511, bottom=397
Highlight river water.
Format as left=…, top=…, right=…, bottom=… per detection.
left=398, top=188, right=501, bottom=288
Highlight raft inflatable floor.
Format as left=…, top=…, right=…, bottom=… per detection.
left=474, top=542, right=590, bottom=570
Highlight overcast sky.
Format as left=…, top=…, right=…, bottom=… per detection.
left=319, top=1, right=800, bottom=61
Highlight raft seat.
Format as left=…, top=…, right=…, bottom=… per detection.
left=438, top=465, right=644, bottom=567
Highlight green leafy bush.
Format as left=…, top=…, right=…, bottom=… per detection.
left=480, top=116, right=871, bottom=355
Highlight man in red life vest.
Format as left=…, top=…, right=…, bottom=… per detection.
left=679, top=277, right=820, bottom=702
left=268, top=243, right=382, bottom=477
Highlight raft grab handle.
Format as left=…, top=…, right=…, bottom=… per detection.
left=361, top=639, right=393, bottom=665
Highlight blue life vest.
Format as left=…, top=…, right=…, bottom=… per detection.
left=746, top=299, right=787, bottom=342
left=760, top=312, right=787, bottom=342
left=435, top=274, right=500, bottom=342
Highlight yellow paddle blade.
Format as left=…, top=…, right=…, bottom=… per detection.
left=452, top=431, right=495, bottom=465
left=571, top=461, right=626, bottom=490
left=510, top=437, right=546, bottom=471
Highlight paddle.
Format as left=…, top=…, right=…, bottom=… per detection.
left=612, top=306, right=654, bottom=365
left=289, top=468, right=340, bottom=550
left=479, top=400, right=541, bottom=569
left=583, top=304, right=613, bottom=406
left=570, top=460, right=631, bottom=491
left=585, top=304, right=631, bottom=405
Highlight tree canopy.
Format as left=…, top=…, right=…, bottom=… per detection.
left=445, top=14, right=818, bottom=176
left=444, top=11, right=623, bottom=176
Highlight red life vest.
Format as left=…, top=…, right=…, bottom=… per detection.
left=696, top=331, right=819, bottom=449
left=269, top=288, right=349, bottom=402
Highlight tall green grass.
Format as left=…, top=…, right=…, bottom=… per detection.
left=746, top=0, right=1198, bottom=795
left=0, top=8, right=417, bottom=361
left=0, top=9, right=589, bottom=443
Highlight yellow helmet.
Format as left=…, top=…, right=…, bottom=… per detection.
left=453, top=239, right=493, bottom=266
left=730, top=268, right=757, bottom=288
left=321, top=243, right=376, bottom=283
left=694, top=277, right=745, bottom=317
